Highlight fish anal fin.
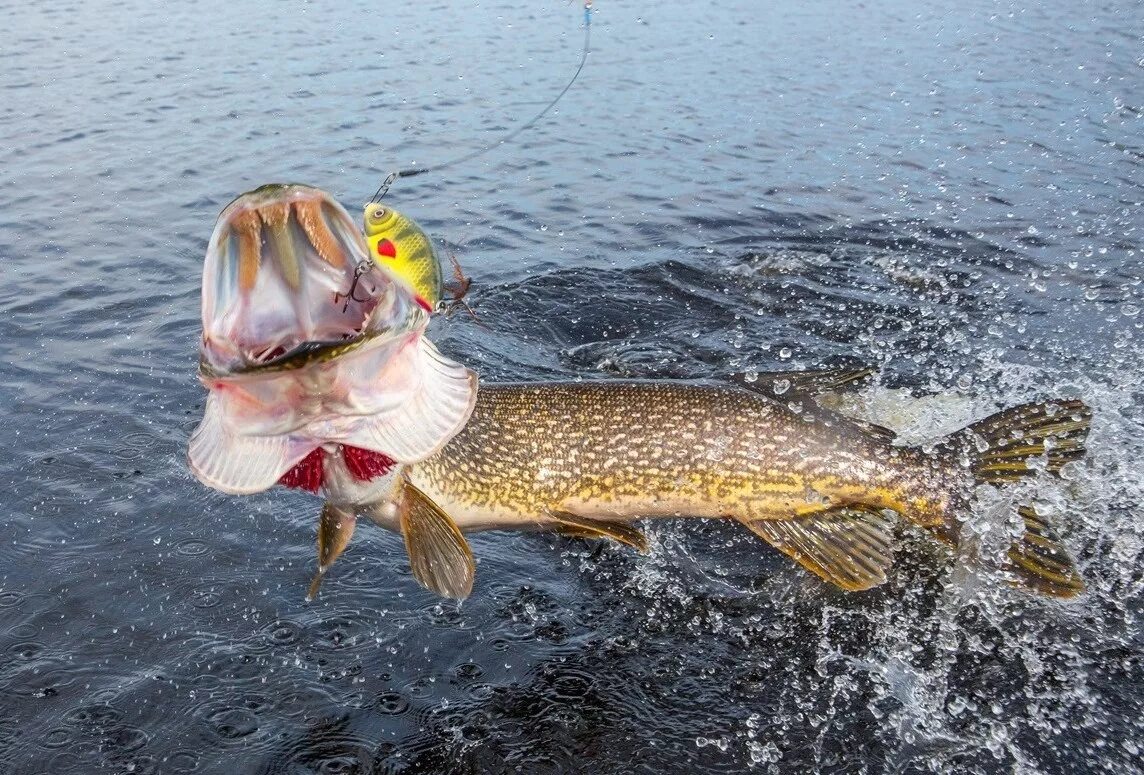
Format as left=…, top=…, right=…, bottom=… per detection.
left=1006, top=506, right=1084, bottom=598
left=307, top=503, right=356, bottom=600
left=547, top=511, right=649, bottom=553
left=399, top=481, right=475, bottom=600
left=738, top=507, right=896, bottom=592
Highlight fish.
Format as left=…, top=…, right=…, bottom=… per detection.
left=187, top=184, right=477, bottom=496
left=316, top=379, right=1089, bottom=602
left=190, top=186, right=1088, bottom=603
left=362, top=202, right=473, bottom=315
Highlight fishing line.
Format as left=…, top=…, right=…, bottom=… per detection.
left=368, top=1, right=594, bottom=203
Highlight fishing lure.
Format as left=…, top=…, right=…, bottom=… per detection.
left=362, top=203, right=474, bottom=316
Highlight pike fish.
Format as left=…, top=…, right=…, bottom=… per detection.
left=190, top=186, right=1089, bottom=603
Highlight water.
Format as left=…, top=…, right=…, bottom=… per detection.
left=1, top=0, right=1141, bottom=772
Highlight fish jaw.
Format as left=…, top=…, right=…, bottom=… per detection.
left=188, top=184, right=479, bottom=496
left=201, top=183, right=422, bottom=375
left=190, top=328, right=478, bottom=495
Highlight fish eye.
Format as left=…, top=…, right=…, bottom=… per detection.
left=371, top=207, right=389, bottom=221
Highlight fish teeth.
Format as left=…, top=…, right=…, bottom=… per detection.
left=260, top=201, right=300, bottom=289
left=293, top=199, right=345, bottom=268
left=231, top=208, right=263, bottom=293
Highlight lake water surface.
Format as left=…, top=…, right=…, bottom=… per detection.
left=1, top=0, right=1141, bottom=772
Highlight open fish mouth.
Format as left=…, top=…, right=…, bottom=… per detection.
left=200, top=184, right=414, bottom=375
left=189, top=184, right=478, bottom=496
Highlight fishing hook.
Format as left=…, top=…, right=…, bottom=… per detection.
left=334, top=259, right=376, bottom=312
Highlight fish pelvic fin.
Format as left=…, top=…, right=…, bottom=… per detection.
left=547, top=511, right=649, bottom=553
left=954, top=398, right=1091, bottom=485
left=738, top=506, right=896, bottom=592
left=307, top=503, right=357, bottom=600
left=399, top=480, right=475, bottom=601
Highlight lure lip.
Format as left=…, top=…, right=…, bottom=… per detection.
left=200, top=184, right=421, bottom=377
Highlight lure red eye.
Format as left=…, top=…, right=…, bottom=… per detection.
left=375, top=238, right=397, bottom=259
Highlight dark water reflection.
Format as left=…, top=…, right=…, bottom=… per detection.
left=1, top=0, right=1141, bottom=772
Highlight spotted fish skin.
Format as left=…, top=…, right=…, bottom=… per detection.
left=323, top=378, right=1088, bottom=600
left=406, top=381, right=962, bottom=532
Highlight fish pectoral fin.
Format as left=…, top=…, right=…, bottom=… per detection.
left=547, top=511, right=649, bottom=554
left=399, top=482, right=475, bottom=600
left=307, top=503, right=357, bottom=600
left=738, top=507, right=897, bottom=592
left=552, top=525, right=607, bottom=541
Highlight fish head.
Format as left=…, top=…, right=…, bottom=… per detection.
left=362, top=202, right=443, bottom=311
left=189, top=184, right=478, bottom=496
left=202, top=184, right=425, bottom=375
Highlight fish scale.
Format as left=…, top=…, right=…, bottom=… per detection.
left=407, top=382, right=949, bottom=531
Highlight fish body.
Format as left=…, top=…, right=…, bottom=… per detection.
left=320, top=380, right=1088, bottom=601
left=404, top=381, right=953, bottom=532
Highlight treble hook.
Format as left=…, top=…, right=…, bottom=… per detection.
left=440, top=248, right=486, bottom=328
left=334, top=259, right=376, bottom=312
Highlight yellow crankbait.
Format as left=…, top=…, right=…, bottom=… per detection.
left=362, top=203, right=444, bottom=311
left=362, top=203, right=474, bottom=316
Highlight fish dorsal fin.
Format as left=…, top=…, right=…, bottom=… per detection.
left=307, top=503, right=357, bottom=600
left=188, top=392, right=318, bottom=495
left=839, top=417, right=897, bottom=442
left=399, top=480, right=475, bottom=600
left=730, top=365, right=876, bottom=399
left=953, top=398, right=1091, bottom=484
left=339, top=336, right=478, bottom=463
left=739, top=507, right=897, bottom=592
left=547, top=511, right=650, bottom=553
left=795, top=402, right=898, bottom=442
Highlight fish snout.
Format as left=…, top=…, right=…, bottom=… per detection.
left=200, top=184, right=420, bottom=375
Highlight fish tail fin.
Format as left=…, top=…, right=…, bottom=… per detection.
left=1005, top=506, right=1085, bottom=598
left=954, top=397, right=1091, bottom=484
left=944, top=398, right=1091, bottom=598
